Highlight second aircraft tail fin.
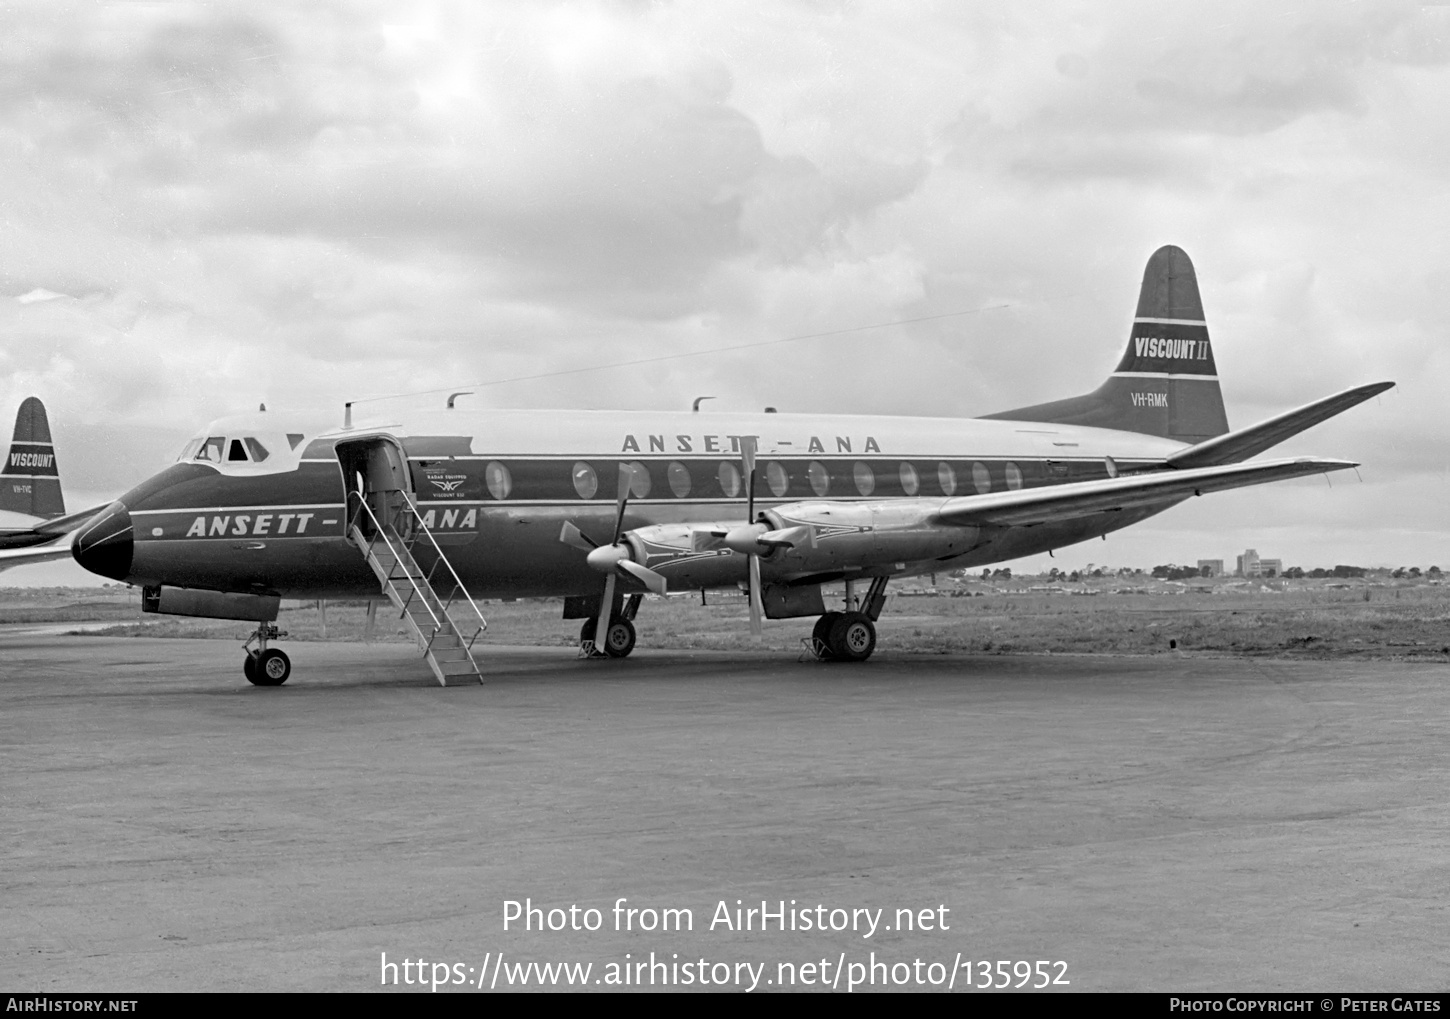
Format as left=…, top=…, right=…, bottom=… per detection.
left=981, top=245, right=1230, bottom=443
left=1, top=397, right=65, bottom=518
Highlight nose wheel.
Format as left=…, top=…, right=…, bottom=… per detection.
left=243, top=622, right=291, bottom=686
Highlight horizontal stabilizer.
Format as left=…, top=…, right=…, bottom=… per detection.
left=1165, top=382, right=1394, bottom=469
left=934, top=457, right=1356, bottom=528
left=0, top=537, right=74, bottom=573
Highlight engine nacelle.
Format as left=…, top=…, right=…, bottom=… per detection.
left=621, top=499, right=981, bottom=588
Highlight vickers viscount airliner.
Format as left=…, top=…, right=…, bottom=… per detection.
left=0, top=246, right=1393, bottom=685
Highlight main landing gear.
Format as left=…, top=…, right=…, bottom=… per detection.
left=579, top=593, right=642, bottom=659
left=808, top=577, right=889, bottom=663
left=243, top=622, right=291, bottom=686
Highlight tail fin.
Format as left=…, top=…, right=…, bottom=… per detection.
left=1, top=397, right=65, bottom=518
left=981, top=245, right=1230, bottom=443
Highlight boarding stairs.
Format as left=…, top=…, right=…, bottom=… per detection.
left=348, top=491, right=488, bottom=686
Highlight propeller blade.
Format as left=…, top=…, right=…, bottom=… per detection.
left=593, top=570, right=617, bottom=652
left=612, top=462, right=633, bottom=541
left=740, top=436, right=757, bottom=524
left=757, top=524, right=815, bottom=550
left=747, top=553, right=763, bottom=637
left=617, top=559, right=667, bottom=596
left=560, top=520, right=598, bottom=552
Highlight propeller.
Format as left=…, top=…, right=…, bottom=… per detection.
left=558, top=463, right=668, bottom=651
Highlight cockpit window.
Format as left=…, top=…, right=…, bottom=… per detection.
left=197, top=437, right=226, bottom=463
left=244, top=438, right=270, bottom=462
left=227, top=439, right=249, bottom=462
left=178, top=438, right=202, bottom=462
left=286, top=433, right=304, bottom=450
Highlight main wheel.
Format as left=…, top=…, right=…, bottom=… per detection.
left=827, top=612, right=876, bottom=663
left=250, top=648, right=291, bottom=686
left=812, top=612, right=842, bottom=659
left=602, top=618, right=636, bottom=658
left=243, top=653, right=257, bottom=682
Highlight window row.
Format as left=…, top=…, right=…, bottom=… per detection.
left=452, top=458, right=1037, bottom=502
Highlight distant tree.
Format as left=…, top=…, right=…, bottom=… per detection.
left=1310, top=568, right=1328, bottom=579
left=1091, top=568, right=1104, bottom=578
left=1068, top=571, right=1081, bottom=582
left=1429, top=566, right=1443, bottom=577
left=1200, top=565, right=1212, bottom=578
left=1333, top=565, right=1367, bottom=579
left=1151, top=564, right=1173, bottom=578
left=1284, top=567, right=1305, bottom=579
left=982, top=569, right=991, bottom=579
left=1410, top=567, right=1421, bottom=577
left=1392, top=568, right=1406, bottom=579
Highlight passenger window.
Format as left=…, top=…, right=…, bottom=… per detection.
left=197, top=437, right=226, bottom=463
left=972, top=461, right=992, bottom=494
left=937, top=462, right=956, bottom=496
left=899, top=462, right=919, bottom=496
left=485, top=461, right=512, bottom=500
left=765, top=461, right=789, bottom=497
left=717, top=461, right=741, bottom=498
left=1005, top=462, right=1024, bottom=490
left=626, top=461, right=651, bottom=499
left=244, top=438, right=270, bottom=462
left=572, top=461, right=598, bottom=500
left=667, top=462, right=691, bottom=498
left=807, top=461, right=830, bottom=497
left=853, top=462, right=875, bottom=496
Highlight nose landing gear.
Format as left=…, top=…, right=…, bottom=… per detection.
left=243, top=622, right=291, bottom=686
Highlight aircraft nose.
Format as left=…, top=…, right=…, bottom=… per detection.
left=72, top=501, right=134, bottom=581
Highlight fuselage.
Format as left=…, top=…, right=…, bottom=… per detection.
left=72, top=406, right=1188, bottom=598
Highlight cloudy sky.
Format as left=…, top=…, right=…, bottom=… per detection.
left=3, top=0, right=1447, bottom=584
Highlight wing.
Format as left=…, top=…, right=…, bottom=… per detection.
left=934, top=456, right=1356, bottom=527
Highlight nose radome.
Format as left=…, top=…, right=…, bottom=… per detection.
left=72, top=501, right=133, bottom=581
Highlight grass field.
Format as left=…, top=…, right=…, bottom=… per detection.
left=5, top=580, right=1448, bottom=660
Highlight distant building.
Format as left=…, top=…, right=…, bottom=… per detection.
left=1235, top=549, right=1282, bottom=578
left=1198, top=559, right=1224, bottom=577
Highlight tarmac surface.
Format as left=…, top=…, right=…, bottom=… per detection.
left=2, top=634, right=1448, bottom=993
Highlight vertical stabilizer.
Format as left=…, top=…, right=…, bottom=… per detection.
left=982, top=245, right=1230, bottom=442
left=1, top=397, right=65, bottom=518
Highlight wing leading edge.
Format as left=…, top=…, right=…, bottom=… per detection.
left=934, top=457, right=1357, bottom=528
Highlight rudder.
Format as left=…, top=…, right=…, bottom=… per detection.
left=1, top=397, right=65, bottom=518
left=982, top=245, right=1230, bottom=443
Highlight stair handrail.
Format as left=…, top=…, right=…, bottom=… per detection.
left=397, top=491, right=489, bottom=644
left=347, top=491, right=447, bottom=638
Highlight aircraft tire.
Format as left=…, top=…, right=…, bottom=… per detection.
left=602, top=619, right=636, bottom=658
left=812, top=613, right=842, bottom=659
left=828, top=612, right=876, bottom=663
left=250, top=648, right=291, bottom=686
left=242, top=653, right=257, bottom=683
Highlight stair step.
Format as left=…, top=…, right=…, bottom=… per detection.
left=435, top=660, right=481, bottom=678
